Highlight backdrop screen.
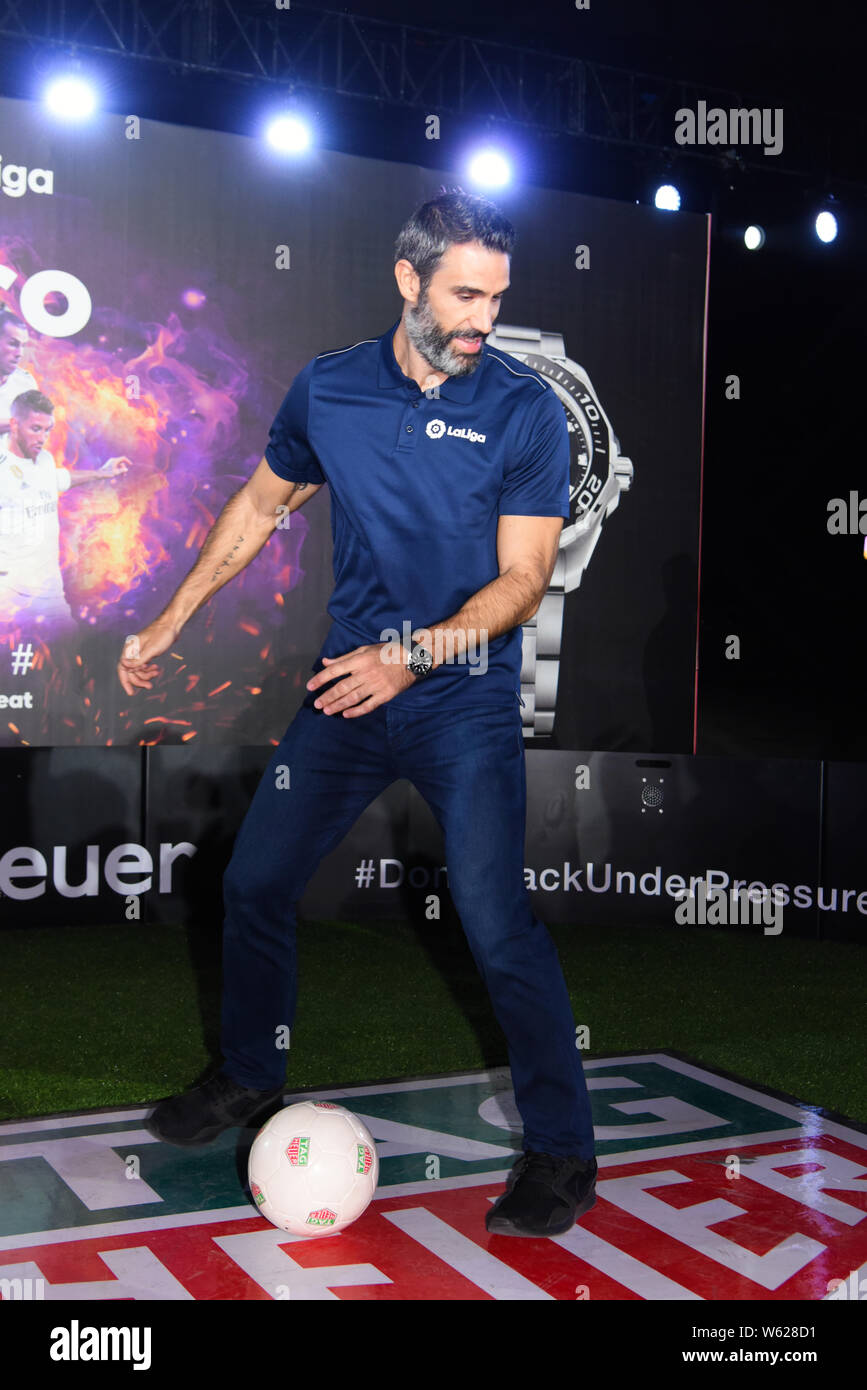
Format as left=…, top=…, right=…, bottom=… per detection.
left=0, top=95, right=707, bottom=749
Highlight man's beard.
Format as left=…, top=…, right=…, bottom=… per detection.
left=404, top=286, right=484, bottom=378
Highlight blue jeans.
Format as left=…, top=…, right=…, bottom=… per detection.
left=220, top=691, right=595, bottom=1160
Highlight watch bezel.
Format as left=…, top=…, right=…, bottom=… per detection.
left=520, top=352, right=615, bottom=549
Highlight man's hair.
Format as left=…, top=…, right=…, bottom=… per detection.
left=0, top=309, right=27, bottom=339
left=11, top=389, right=53, bottom=418
left=394, top=186, right=516, bottom=296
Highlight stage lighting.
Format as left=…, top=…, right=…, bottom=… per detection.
left=815, top=210, right=838, bottom=244
left=744, top=225, right=766, bottom=250
left=265, top=115, right=312, bottom=154
left=654, top=184, right=681, bottom=211
left=43, top=75, right=97, bottom=121
left=466, top=149, right=511, bottom=189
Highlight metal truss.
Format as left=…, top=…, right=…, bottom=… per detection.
left=0, top=0, right=861, bottom=186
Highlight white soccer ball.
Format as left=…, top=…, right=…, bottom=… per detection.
left=248, top=1100, right=379, bottom=1236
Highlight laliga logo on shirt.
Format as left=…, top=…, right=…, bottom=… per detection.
left=0, top=155, right=54, bottom=199
left=425, top=418, right=487, bottom=444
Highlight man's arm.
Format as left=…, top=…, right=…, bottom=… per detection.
left=65, top=457, right=132, bottom=487
left=413, top=514, right=563, bottom=667
left=160, top=458, right=321, bottom=631
left=305, top=514, right=563, bottom=717
left=117, top=457, right=322, bottom=694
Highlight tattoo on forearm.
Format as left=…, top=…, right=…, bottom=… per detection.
left=211, top=535, right=244, bottom=583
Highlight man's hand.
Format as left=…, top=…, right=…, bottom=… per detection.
left=306, top=642, right=414, bottom=716
left=99, top=456, right=132, bottom=478
left=117, top=619, right=179, bottom=696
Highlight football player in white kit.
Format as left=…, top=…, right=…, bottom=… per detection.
left=0, top=310, right=38, bottom=433
left=0, top=389, right=132, bottom=631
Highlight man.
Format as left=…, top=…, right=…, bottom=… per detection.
left=119, top=190, right=597, bottom=1238
left=0, top=390, right=131, bottom=630
left=0, top=311, right=38, bottom=433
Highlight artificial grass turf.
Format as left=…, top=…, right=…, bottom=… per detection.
left=0, top=916, right=864, bottom=1125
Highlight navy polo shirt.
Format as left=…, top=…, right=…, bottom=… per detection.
left=264, top=317, right=570, bottom=711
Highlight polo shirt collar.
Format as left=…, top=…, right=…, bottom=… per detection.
left=377, top=317, right=485, bottom=401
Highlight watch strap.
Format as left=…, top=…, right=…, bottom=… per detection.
left=486, top=324, right=566, bottom=358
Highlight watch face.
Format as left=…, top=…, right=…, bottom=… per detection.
left=522, top=354, right=612, bottom=547
left=410, top=647, right=433, bottom=675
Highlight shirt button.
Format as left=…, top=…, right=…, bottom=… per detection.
left=405, top=425, right=413, bottom=433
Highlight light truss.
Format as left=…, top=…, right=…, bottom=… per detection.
left=0, top=0, right=861, bottom=186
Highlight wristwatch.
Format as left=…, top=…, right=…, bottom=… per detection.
left=484, top=324, right=634, bottom=738
left=407, top=643, right=434, bottom=679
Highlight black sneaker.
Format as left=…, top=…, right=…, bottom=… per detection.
left=146, top=1069, right=285, bottom=1148
left=485, top=1150, right=598, bottom=1237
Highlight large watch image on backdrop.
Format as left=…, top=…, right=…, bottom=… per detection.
left=484, top=323, right=634, bottom=739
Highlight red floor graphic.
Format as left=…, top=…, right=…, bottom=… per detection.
left=1, top=1054, right=865, bottom=1302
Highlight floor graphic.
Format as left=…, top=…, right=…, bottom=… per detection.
left=1, top=1053, right=865, bottom=1301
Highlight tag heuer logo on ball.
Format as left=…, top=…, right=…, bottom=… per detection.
left=286, top=1135, right=310, bottom=1166
left=356, top=1143, right=373, bottom=1175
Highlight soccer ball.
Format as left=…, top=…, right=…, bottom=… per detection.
left=248, top=1100, right=379, bottom=1236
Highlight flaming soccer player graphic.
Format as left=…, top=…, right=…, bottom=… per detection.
left=0, top=388, right=131, bottom=632
left=0, top=240, right=316, bottom=743
left=0, top=309, right=38, bottom=431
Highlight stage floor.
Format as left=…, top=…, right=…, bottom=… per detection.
left=1, top=1052, right=865, bottom=1301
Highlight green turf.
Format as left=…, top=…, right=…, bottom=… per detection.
left=0, top=917, right=864, bottom=1125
